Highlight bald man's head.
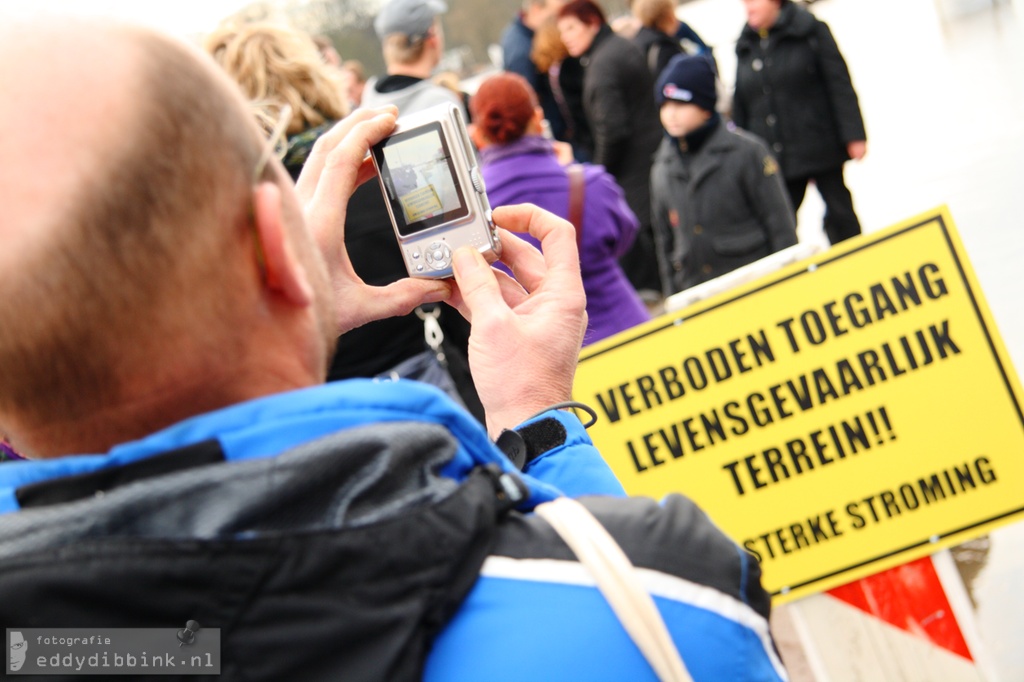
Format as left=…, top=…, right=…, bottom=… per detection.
left=0, top=18, right=286, bottom=456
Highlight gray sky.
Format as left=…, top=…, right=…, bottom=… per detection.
left=6, top=0, right=253, bottom=36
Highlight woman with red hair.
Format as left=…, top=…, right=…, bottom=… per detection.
left=556, top=0, right=664, bottom=301
left=469, top=72, right=650, bottom=345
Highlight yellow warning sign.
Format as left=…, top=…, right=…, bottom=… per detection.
left=574, top=207, right=1024, bottom=603
left=400, top=184, right=442, bottom=222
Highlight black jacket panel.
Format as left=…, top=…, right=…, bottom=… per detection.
left=733, top=3, right=865, bottom=179
left=0, top=424, right=501, bottom=682
left=632, top=26, right=684, bottom=81
left=582, top=25, right=662, bottom=225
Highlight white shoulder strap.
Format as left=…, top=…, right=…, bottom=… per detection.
left=534, top=497, right=693, bottom=682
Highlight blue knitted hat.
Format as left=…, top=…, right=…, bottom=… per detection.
left=655, top=53, right=717, bottom=112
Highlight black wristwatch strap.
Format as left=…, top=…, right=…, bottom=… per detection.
left=495, top=418, right=568, bottom=471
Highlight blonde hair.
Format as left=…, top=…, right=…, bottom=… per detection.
left=531, top=19, right=568, bottom=74
left=632, top=0, right=676, bottom=30
left=205, top=23, right=348, bottom=135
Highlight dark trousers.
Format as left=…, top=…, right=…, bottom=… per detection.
left=785, top=167, right=862, bottom=244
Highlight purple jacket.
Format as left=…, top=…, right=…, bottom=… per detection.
left=479, top=136, right=651, bottom=345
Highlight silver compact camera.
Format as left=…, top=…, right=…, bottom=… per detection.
left=370, top=102, right=501, bottom=278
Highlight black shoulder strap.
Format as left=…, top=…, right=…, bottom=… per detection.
left=647, top=43, right=661, bottom=75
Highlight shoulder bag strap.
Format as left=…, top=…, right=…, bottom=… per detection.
left=566, top=163, right=585, bottom=251
left=534, top=497, right=693, bottom=682
left=648, top=44, right=661, bottom=76
left=548, top=64, right=575, bottom=139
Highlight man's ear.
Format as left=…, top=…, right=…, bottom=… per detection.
left=529, top=107, right=546, bottom=135
left=425, top=27, right=440, bottom=49
left=251, top=181, right=314, bottom=307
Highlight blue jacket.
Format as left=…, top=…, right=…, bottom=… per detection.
left=0, top=380, right=785, bottom=680
left=0, top=380, right=621, bottom=512
left=500, top=16, right=537, bottom=90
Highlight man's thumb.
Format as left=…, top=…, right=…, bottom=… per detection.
left=452, top=247, right=498, bottom=310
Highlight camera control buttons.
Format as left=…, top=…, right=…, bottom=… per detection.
left=407, top=247, right=428, bottom=273
left=424, top=242, right=452, bottom=271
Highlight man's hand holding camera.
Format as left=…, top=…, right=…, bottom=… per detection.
left=299, top=107, right=588, bottom=436
left=449, top=208, right=588, bottom=437
left=296, top=107, right=452, bottom=337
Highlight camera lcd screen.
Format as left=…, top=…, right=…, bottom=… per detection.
left=374, top=122, right=469, bottom=237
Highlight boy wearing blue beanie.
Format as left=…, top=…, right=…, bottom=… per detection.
left=650, top=53, right=797, bottom=294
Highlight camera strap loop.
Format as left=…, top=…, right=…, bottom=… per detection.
left=415, top=306, right=446, bottom=360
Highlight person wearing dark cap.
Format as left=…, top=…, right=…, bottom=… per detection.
left=650, top=53, right=797, bottom=295
left=360, top=0, right=466, bottom=117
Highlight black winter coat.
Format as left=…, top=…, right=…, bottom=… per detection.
left=549, top=56, right=592, bottom=157
left=733, top=3, right=865, bottom=180
left=632, top=26, right=683, bottom=81
left=580, top=25, right=662, bottom=226
left=650, top=120, right=797, bottom=294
